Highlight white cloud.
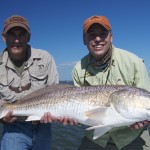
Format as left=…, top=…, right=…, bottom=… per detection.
left=57, top=61, right=79, bottom=68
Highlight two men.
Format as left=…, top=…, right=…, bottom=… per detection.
left=1, top=14, right=150, bottom=150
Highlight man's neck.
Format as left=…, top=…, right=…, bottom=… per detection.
left=90, top=46, right=112, bottom=69
left=11, top=59, right=26, bottom=67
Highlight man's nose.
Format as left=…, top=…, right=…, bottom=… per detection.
left=13, top=35, right=20, bottom=43
left=14, top=38, right=20, bottom=43
left=95, top=35, right=101, bottom=41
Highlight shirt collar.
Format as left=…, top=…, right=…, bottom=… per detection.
left=87, top=44, right=115, bottom=70
left=0, top=45, right=42, bottom=68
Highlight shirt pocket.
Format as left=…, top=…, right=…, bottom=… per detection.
left=0, top=73, right=15, bottom=100
left=81, top=75, right=100, bottom=86
left=111, top=74, right=134, bottom=86
left=0, top=73, right=14, bottom=89
left=29, top=63, right=48, bottom=86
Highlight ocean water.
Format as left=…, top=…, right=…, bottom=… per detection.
left=0, top=123, right=85, bottom=150
left=52, top=123, right=85, bottom=150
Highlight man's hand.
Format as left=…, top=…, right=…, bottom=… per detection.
left=2, top=111, right=17, bottom=123
left=57, top=117, right=78, bottom=126
left=40, top=112, right=57, bottom=123
left=40, top=112, right=78, bottom=125
left=130, top=120, right=150, bottom=129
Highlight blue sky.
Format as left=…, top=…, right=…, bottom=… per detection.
left=0, top=0, right=150, bottom=81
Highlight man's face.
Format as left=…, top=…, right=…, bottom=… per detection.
left=84, top=24, right=112, bottom=60
left=3, top=26, right=30, bottom=61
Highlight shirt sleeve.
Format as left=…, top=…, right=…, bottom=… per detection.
left=134, top=59, right=150, bottom=92
left=46, top=54, right=59, bottom=85
left=72, top=65, right=82, bottom=87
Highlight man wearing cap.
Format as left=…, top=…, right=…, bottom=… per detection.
left=0, top=15, right=76, bottom=150
left=72, top=16, right=150, bottom=149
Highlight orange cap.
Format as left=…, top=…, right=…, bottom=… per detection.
left=3, top=15, right=30, bottom=34
left=83, top=16, right=111, bottom=33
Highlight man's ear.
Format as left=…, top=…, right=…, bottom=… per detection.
left=27, top=33, right=31, bottom=42
left=2, top=33, right=6, bottom=42
left=83, top=33, right=86, bottom=45
left=110, top=33, right=113, bottom=43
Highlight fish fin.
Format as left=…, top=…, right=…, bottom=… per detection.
left=85, top=105, right=128, bottom=125
left=84, top=107, right=111, bottom=125
left=93, top=125, right=112, bottom=140
left=26, top=116, right=41, bottom=121
left=86, top=124, right=105, bottom=130
left=21, top=84, right=74, bottom=101
left=86, top=107, right=118, bottom=140
left=84, top=105, right=129, bottom=139
left=85, top=107, right=108, bottom=120
left=86, top=124, right=112, bottom=140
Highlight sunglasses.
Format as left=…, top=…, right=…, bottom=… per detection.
left=87, top=30, right=110, bottom=40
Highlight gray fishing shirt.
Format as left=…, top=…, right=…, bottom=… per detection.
left=0, top=45, right=59, bottom=102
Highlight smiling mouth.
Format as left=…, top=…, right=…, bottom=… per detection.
left=12, top=45, right=22, bottom=48
left=94, top=45, right=102, bottom=48
left=93, top=43, right=105, bottom=49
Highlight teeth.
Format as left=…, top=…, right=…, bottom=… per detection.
left=94, top=45, right=102, bottom=48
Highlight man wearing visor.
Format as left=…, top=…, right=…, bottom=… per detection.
left=72, top=16, right=150, bottom=149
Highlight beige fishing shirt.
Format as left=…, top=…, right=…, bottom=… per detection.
left=0, top=45, right=59, bottom=102
left=72, top=45, right=150, bottom=149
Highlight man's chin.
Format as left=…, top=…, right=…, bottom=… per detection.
left=10, top=54, right=25, bottom=61
left=92, top=52, right=105, bottom=59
